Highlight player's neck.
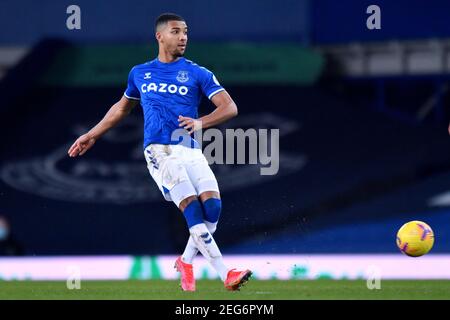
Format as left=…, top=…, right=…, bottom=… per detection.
left=157, top=51, right=181, bottom=64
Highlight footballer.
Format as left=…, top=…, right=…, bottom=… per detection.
left=68, top=13, right=252, bottom=291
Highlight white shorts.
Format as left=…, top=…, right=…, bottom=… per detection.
left=144, top=144, right=219, bottom=207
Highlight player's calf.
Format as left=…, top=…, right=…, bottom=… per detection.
left=189, top=223, right=222, bottom=260
left=181, top=197, right=222, bottom=260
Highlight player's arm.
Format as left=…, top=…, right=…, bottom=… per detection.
left=178, top=90, right=238, bottom=133
left=67, top=96, right=139, bottom=157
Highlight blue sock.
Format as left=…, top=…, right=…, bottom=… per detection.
left=183, top=200, right=204, bottom=228
left=202, top=198, right=222, bottom=223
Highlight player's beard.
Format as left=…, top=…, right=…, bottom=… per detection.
left=174, top=47, right=186, bottom=57
left=174, top=43, right=186, bottom=57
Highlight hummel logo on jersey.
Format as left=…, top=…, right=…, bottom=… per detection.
left=144, top=72, right=152, bottom=79
left=176, top=71, right=189, bottom=83
left=141, top=82, right=188, bottom=95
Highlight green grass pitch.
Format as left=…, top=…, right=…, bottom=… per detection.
left=1, top=280, right=450, bottom=299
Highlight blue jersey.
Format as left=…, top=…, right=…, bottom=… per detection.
left=124, top=57, right=225, bottom=149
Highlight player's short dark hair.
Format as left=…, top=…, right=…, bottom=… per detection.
left=155, top=13, right=185, bottom=31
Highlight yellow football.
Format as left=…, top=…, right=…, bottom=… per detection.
left=396, top=221, right=434, bottom=257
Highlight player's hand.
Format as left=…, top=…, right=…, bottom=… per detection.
left=178, top=115, right=202, bottom=134
left=68, top=133, right=96, bottom=157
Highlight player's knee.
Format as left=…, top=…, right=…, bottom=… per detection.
left=179, top=195, right=198, bottom=212
left=199, top=190, right=220, bottom=202
left=182, top=198, right=204, bottom=229
left=202, top=197, right=221, bottom=224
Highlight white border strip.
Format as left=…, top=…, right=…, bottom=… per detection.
left=208, top=88, right=225, bottom=100
left=1, top=254, right=450, bottom=281
left=123, top=92, right=140, bottom=100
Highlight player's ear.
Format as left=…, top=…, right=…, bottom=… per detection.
left=155, top=31, right=162, bottom=42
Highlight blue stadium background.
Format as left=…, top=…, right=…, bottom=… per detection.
left=1, top=0, right=450, bottom=256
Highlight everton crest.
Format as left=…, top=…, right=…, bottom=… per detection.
left=176, top=71, right=189, bottom=83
